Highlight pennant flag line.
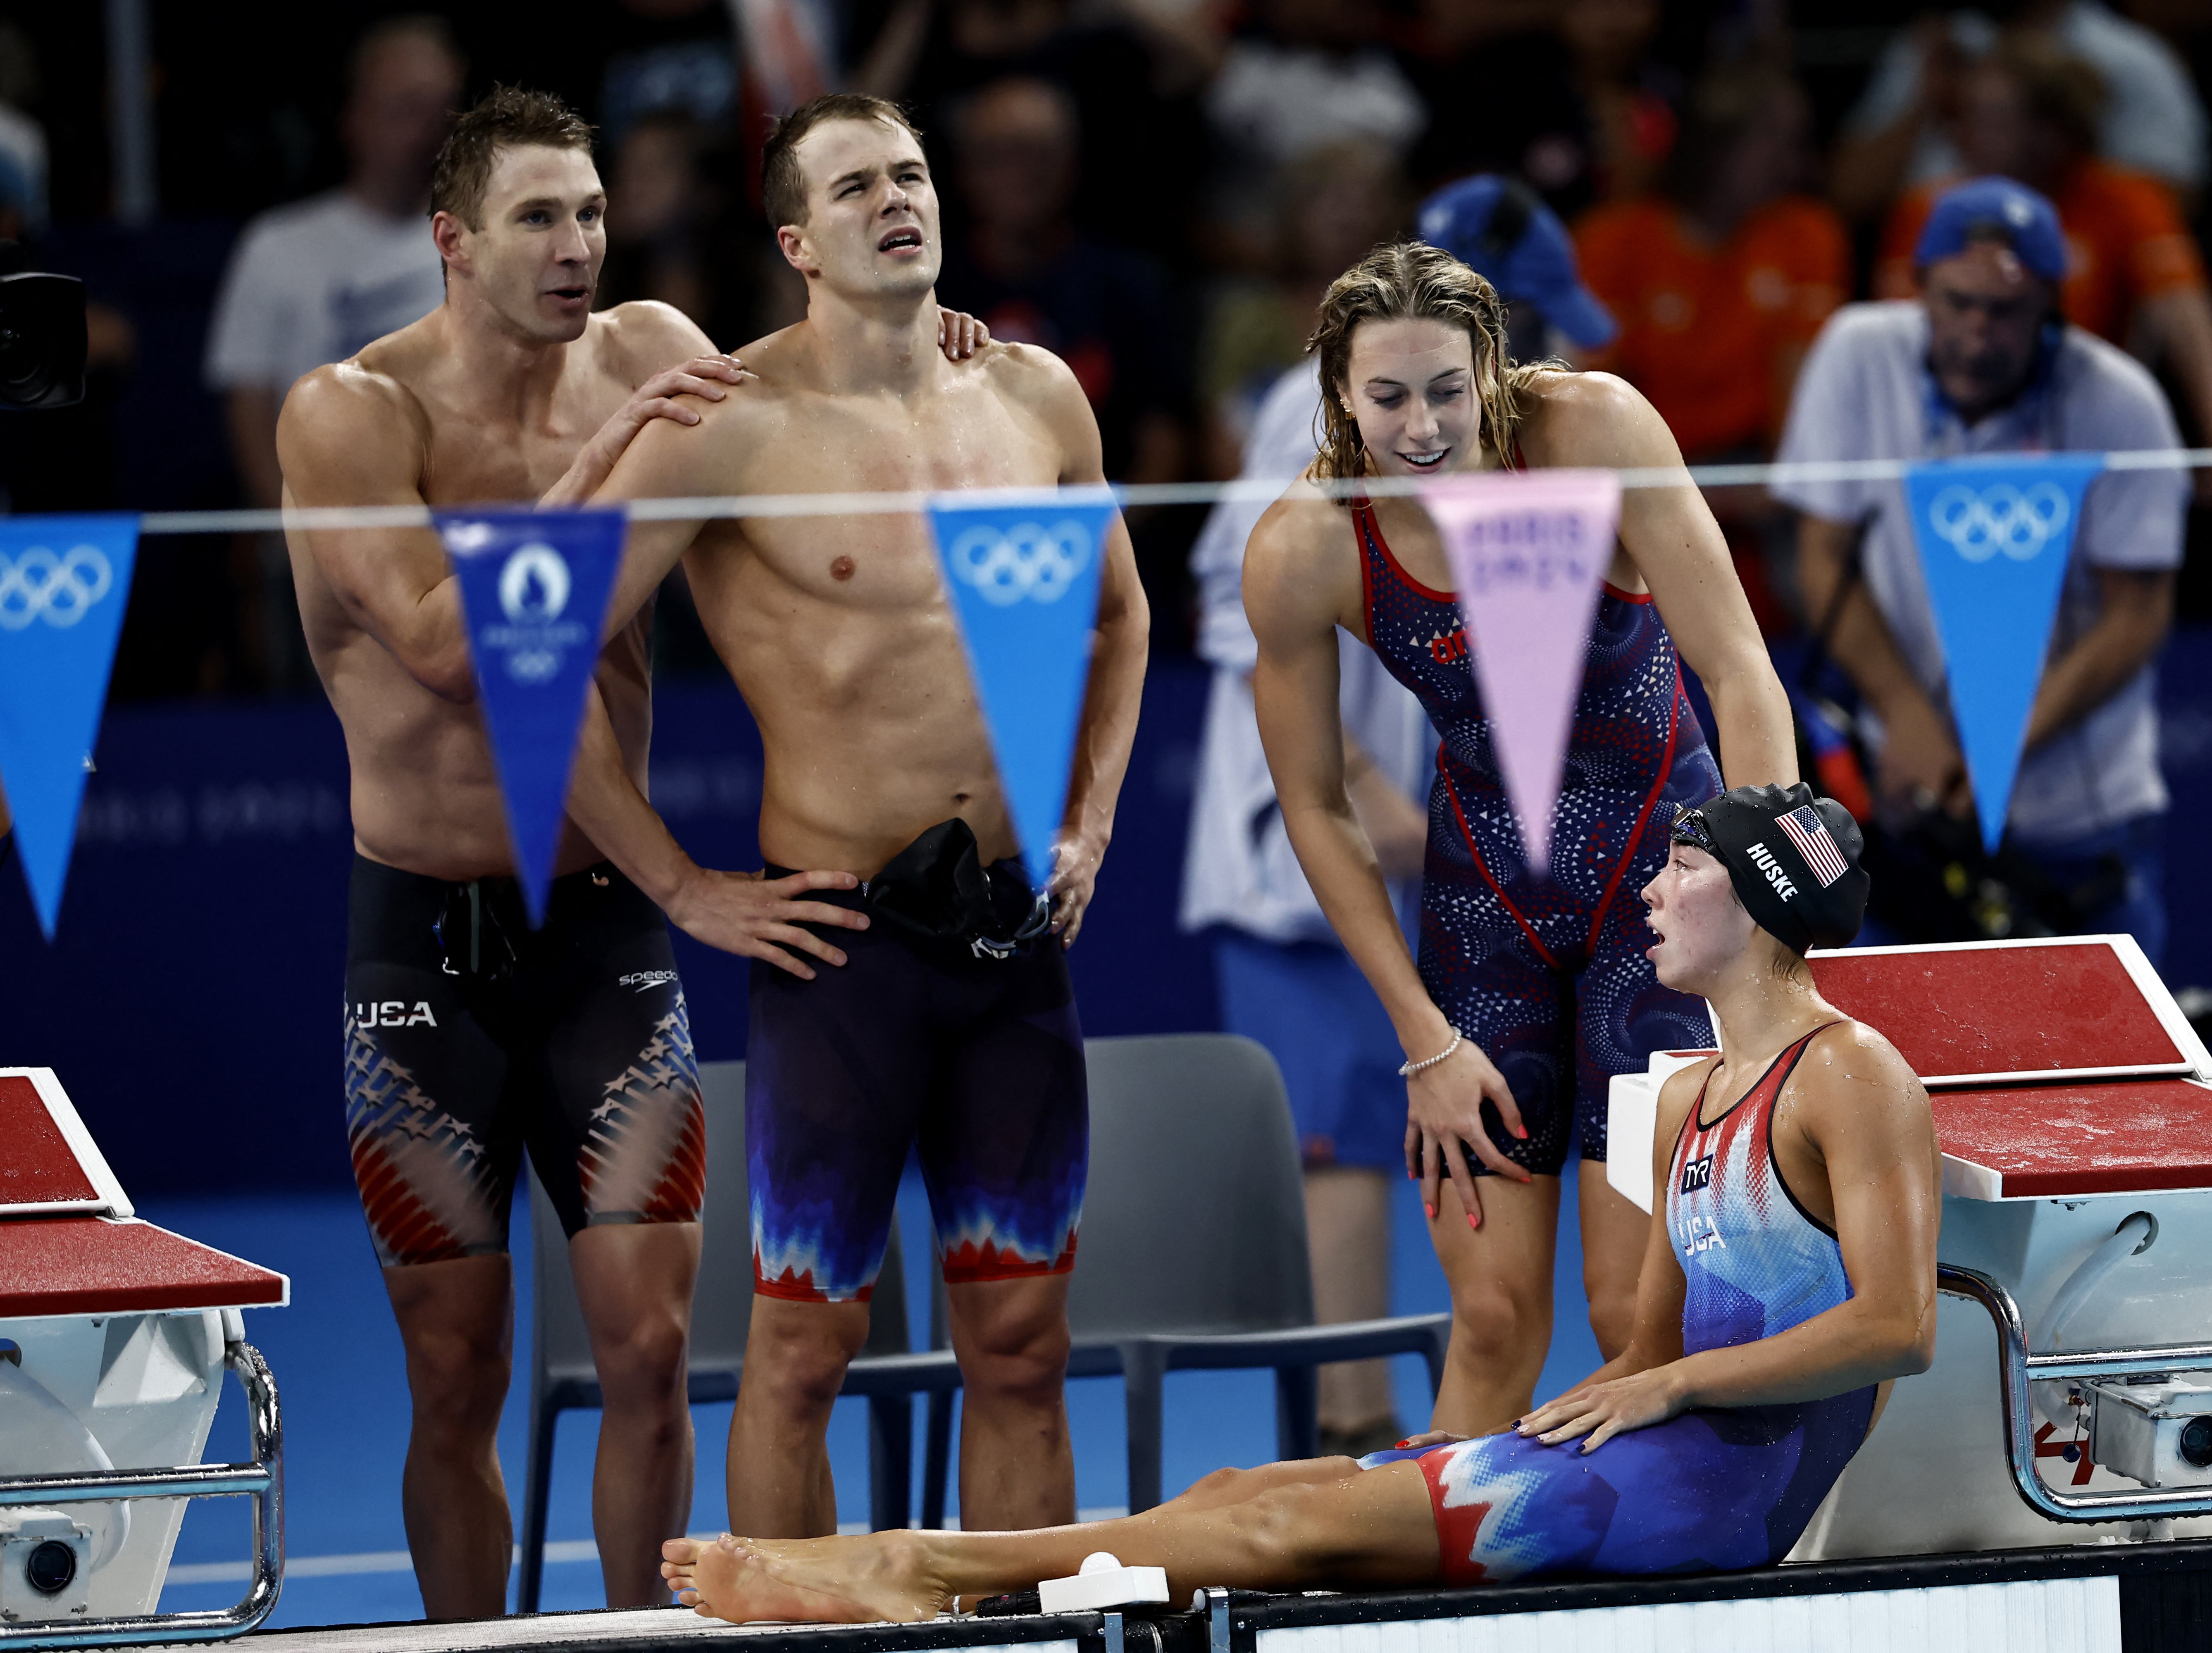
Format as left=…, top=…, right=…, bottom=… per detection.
left=1418, top=469, right=1620, bottom=874
left=436, top=507, right=627, bottom=925
left=0, top=512, right=141, bottom=938
left=1903, top=453, right=2105, bottom=855
left=925, top=493, right=1116, bottom=892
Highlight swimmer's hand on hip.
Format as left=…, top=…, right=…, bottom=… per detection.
left=1045, top=828, right=1106, bottom=948
left=665, top=866, right=870, bottom=981
left=1404, top=1035, right=1532, bottom=1232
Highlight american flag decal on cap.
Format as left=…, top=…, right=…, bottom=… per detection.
left=1777, top=805, right=1849, bottom=888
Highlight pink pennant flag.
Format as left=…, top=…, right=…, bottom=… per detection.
left=1418, top=469, right=1621, bottom=873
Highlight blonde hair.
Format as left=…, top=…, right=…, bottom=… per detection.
left=1308, top=241, right=1549, bottom=497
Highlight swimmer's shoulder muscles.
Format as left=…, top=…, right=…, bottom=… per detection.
left=1523, top=367, right=1794, bottom=790
left=277, top=354, right=474, bottom=702
left=1242, top=479, right=1363, bottom=793
left=973, top=339, right=1105, bottom=484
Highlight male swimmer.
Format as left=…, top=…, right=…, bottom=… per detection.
left=660, top=782, right=1939, bottom=1619
left=1243, top=242, right=1800, bottom=1435
left=275, top=88, right=985, bottom=1615
left=568, top=92, right=1149, bottom=1541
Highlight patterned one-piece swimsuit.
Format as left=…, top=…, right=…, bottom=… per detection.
left=1355, top=493, right=1723, bottom=1173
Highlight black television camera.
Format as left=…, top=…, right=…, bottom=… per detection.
left=0, top=242, right=86, bottom=410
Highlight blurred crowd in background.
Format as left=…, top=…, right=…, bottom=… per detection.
left=0, top=0, right=2207, bottom=696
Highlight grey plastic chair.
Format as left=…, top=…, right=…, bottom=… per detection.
left=896, top=1032, right=1453, bottom=1520
left=518, top=1058, right=914, bottom=1610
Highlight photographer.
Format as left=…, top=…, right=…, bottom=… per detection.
left=1773, top=176, right=2186, bottom=962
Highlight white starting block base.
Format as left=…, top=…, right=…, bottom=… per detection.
left=0, top=1309, right=232, bottom=1617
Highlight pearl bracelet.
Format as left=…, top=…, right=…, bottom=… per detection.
left=1399, top=1029, right=1463, bottom=1078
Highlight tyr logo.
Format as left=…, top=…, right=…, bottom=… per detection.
left=1679, top=1153, right=1714, bottom=1195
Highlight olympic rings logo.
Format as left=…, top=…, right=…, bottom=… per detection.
left=0, top=545, right=115, bottom=630
left=947, top=521, right=1092, bottom=606
left=1925, top=482, right=2071, bottom=563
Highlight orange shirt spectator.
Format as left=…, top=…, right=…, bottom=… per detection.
left=1574, top=194, right=1847, bottom=458
left=1875, top=161, right=2207, bottom=344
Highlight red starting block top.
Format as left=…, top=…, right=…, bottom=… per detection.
left=0, top=1070, right=130, bottom=1217
left=0, top=1068, right=288, bottom=1318
left=1934, top=1079, right=2212, bottom=1199
left=0, top=1216, right=289, bottom=1318
left=1807, top=936, right=2208, bottom=1086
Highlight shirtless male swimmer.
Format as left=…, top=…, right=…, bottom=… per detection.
left=657, top=783, right=1939, bottom=1617
left=275, top=88, right=986, bottom=1616
left=569, top=92, right=1151, bottom=1540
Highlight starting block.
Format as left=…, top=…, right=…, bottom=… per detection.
left=0, top=1067, right=288, bottom=1646
left=1609, top=935, right=2212, bottom=1557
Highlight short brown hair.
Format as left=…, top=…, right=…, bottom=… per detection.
left=431, top=86, right=594, bottom=231
left=1309, top=241, right=1552, bottom=495
left=761, top=93, right=923, bottom=232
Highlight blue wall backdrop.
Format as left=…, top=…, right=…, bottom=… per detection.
left=0, top=659, right=1216, bottom=1195
left=7, top=633, right=2212, bottom=1198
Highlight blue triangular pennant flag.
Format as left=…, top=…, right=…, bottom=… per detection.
left=435, top=507, right=626, bottom=924
left=925, top=491, right=1115, bottom=890
left=1904, top=453, right=2105, bottom=854
left=0, top=513, right=140, bottom=938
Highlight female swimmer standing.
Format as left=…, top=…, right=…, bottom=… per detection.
left=1243, top=241, right=1799, bottom=1433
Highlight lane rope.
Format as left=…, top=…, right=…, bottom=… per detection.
left=60, top=445, right=2212, bottom=538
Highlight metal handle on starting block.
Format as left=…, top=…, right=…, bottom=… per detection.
left=0, top=1339, right=282, bottom=1648
left=1940, top=1263, right=2212, bottom=1522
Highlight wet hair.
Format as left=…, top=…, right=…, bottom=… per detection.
left=1308, top=241, right=1550, bottom=498
left=760, top=93, right=925, bottom=232
left=430, top=86, right=594, bottom=231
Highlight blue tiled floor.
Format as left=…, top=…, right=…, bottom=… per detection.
left=145, top=1172, right=1602, bottom=1629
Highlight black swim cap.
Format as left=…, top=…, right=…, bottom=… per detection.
left=1670, top=783, right=1869, bottom=955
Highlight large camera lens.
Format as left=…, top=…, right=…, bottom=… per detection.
left=2181, top=1415, right=2212, bottom=1469
left=24, top=1539, right=76, bottom=1595
left=0, top=272, right=87, bottom=410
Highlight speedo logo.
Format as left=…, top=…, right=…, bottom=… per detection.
left=618, top=970, right=679, bottom=993
left=1745, top=841, right=1799, bottom=901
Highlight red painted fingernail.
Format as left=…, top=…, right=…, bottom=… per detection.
left=1394, top=1439, right=1411, bottom=1448
left=1515, top=1125, right=1528, bottom=1139
left=1424, top=1203, right=1436, bottom=1220
left=1467, top=1212, right=1479, bottom=1231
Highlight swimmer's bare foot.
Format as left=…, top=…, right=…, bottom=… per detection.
left=660, top=1532, right=949, bottom=1624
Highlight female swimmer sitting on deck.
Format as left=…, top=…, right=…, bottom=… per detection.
left=663, top=782, right=1942, bottom=1621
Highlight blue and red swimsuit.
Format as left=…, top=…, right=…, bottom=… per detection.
left=1363, top=1026, right=1876, bottom=1579
left=1356, top=494, right=1722, bottom=1175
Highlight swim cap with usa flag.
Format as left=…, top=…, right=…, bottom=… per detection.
left=1671, top=783, right=1869, bottom=954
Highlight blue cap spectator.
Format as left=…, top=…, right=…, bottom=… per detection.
left=1912, top=176, right=2068, bottom=283
left=1416, top=174, right=1617, bottom=349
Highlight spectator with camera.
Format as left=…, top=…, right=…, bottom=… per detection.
left=1774, top=177, right=2187, bottom=962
